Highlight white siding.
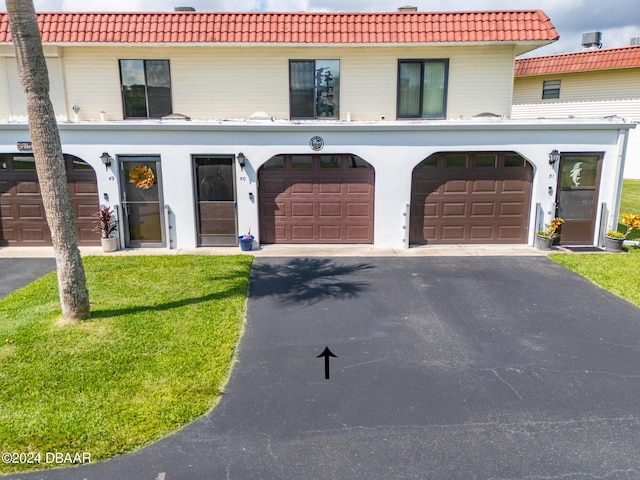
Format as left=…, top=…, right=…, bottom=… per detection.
left=512, top=68, right=640, bottom=178
left=513, top=69, right=640, bottom=118
left=0, top=56, right=67, bottom=121
left=57, top=44, right=517, bottom=122
left=62, top=47, right=141, bottom=121
left=0, top=58, right=9, bottom=121
left=448, top=45, right=515, bottom=118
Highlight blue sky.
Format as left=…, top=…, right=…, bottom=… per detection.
left=9, top=0, right=640, bottom=57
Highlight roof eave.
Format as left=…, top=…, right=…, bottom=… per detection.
left=514, top=39, right=559, bottom=56
left=516, top=64, right=640, bottom=77
left=17, top=39, right=559, bottom=49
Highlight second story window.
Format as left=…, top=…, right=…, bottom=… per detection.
left=397, top=59, right=448, bottom=119
left=119, top=60, right=172, bottom=119
left=290, top=60, right=340, bottom=119
left=542, top=80, right=561, bottom=99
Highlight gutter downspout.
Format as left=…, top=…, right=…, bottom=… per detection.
left=610, top=126, right=632, bottom=230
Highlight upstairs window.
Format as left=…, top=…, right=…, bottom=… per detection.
left=119, top=60, right=172, bottom=119
left=542, top=80, right=561, bottom=99
left=398, top=59, right=448, bottom=119
left=290, top=60, right=340, bottom=119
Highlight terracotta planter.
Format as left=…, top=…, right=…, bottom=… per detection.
left=536, top=234, right=553, bottom=251
left=604, top=235, right=624, bottom=252
left=101, top=236, right=118, bottom=253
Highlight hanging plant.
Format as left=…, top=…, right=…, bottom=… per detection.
left=129, top=165, right=155, bottom=189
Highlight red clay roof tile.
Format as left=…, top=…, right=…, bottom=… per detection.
left=0, top=10, right=558, bottom=45
left=515, top=45, right=640, bottom=76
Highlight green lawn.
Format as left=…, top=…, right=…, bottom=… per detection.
left=618, top=179, right=640, bottom=240
left=550, top=248, right=640, bottom=307
left=550, top=178, right=640, bottom=307
left=0, top=255, right=252, bottom=474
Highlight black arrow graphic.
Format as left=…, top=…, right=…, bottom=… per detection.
left=316, top=346, right=337, bottom=380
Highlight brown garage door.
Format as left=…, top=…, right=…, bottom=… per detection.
left=259, top=154, right=374, bottom=244
left=410, top=152, right=532, bottom=245
left=0, top=153, right=100, bottom=246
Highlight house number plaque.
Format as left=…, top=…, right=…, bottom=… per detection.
left=309, top=136, right=324, bottom=152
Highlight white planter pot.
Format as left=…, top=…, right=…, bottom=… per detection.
left=101, top=236, right=118, bottom=252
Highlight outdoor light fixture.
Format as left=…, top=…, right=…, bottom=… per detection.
left=548, top=149, right=561, bottom=165
left=100, top=152, right=112, bottom=170
left=237, top=152, right=247, bottom=170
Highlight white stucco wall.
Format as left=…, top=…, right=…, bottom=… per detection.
left=0, top=118, right=632, bottom=249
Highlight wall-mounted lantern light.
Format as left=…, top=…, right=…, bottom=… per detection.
left=100, top=152, right=113, bottom=170
left=548, top=149, right=561, bottom=165
left=237, top=152, right=247, bottom=170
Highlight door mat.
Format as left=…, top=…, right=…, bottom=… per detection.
left=561, top=246, right=604, bottom=252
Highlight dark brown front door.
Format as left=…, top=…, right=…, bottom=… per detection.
left=0, top=154, right=99, bottom=246
left=410, top=152, right=533, bottom=245
left=194, top=156, right=237, bottom=246
left=556, top=153, right=602, bottom=245
left=259, top=154, right=374, bottom=244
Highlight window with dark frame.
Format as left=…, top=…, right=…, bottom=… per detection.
left=290, top=60, right=340, bottom=119
left=119, top=59, right=172, bottom=119
left=542, top=79, right=561, bottom=99
left=397, top=59, right=448, bottom=119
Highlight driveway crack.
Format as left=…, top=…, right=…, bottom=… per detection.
left=488, top=368, right=524, bottom=401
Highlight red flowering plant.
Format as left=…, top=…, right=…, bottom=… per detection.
left=94, top=206, right=118, bottom=239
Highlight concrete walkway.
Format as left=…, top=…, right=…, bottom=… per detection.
left=0, top=243, right=553, bottom=258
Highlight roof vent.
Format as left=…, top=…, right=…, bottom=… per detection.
left=581, top=31, right=602, bottom=50
left=174, top=6, right=196, bottom=11
left=161, top=113, right=191, bottom=121
left=248, top=111, right=274, bottom=121
left=397, top=6, right=418, bottom=12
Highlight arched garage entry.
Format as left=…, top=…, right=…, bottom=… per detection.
left=258, top=154, right=374, bottom=244
left=0, top=153, right=100, bottom=246
left=410, top=152, right=533, bottom=245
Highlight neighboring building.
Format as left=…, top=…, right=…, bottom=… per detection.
left=0, top=9, right=634, bottom=249
left=513, top=45, right=640, bottom=179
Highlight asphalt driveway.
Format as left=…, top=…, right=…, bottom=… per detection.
left=6, top=256, right=640, bottom=479
left=0, top=258, right=55, bottom=299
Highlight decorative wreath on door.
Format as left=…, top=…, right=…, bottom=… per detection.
left=129, top=165, right=155, bottom=189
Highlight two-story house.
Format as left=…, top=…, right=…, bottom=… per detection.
left=513, top=44, right=640, bottom=180
left=0, top=9, right=634, bottom=249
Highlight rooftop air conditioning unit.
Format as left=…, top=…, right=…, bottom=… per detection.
left=581, top=31, right=602, bottom=50
left=397, top=6, right=418, bottom=12
left=631, top=37, right=640, bottom=46
left=174, top=6, right=196, bottom=11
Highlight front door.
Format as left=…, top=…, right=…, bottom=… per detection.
left=194, top=156, right=237, bottom=246
left=120, top=156, right=165, bottom=247
left=556, top=153, right=602, bottom=245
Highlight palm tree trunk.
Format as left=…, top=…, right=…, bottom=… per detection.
left=6, top=0, right=90, bottom=321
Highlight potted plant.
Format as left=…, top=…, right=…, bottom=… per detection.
left=95, top=206, right=118, bottom=252
left=604, top=213, right=640, bottom=252
left=238, top=229, right=254, bottom=252
left=604, top=230, right=625, bottom=252
left=536, top=217, right=564, bottom=250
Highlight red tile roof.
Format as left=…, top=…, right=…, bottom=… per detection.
left=0, top=10, right=559, bottom=45
left=515, top=45, right=640, bottom=76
